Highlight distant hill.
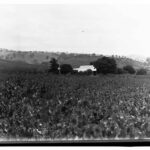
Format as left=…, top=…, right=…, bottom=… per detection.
left=0, top=58, right=47, bottom=74
left=127, top=54, right=147, bottom=63
left=0, top=48, right=148, bottom=70
left=0, top=48, right=59, bottom=64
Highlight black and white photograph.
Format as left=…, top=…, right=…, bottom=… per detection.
left=0, top=0, right=150, bottom=145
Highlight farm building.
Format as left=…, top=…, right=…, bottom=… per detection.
left=74, top=65, right=96, bottom=72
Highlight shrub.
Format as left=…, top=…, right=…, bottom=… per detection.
left=136, top=68, right=147, bottom=75
left=123, top=65, right=135, bottom=74
left=60, top=64, right=73, bottom=74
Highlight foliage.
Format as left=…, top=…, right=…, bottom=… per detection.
left=116, top=68, right=124, bottom=74
left=136, top=68, right=147, bottom=75
left=48, top=58, right=59, bottom=74
left=91, top=56, right=117, bottom=74
left=0, top=74, right=150, bottom=139
left=60, top=64, right=73, bottom=74
left=123, top=65, right=135, bottom=74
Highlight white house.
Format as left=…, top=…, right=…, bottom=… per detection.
left=74, top=65, right=96, bottom=72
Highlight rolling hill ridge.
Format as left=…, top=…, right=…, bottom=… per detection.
left=0, top=49, right=148, bottom=71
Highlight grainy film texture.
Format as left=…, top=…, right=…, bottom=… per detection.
left=0, top=3, right=150, bottom=141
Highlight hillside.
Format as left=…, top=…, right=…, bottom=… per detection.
left=0, top=48, right=148, bottom=69
left=0, top=59, right=47, bottom=74
left=0, top=48, right=59, bottom=64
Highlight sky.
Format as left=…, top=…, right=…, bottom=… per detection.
left=0, top=2, right=150, bottom=57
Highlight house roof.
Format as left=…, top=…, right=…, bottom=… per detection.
left=74, top=65, right=96, bottom=72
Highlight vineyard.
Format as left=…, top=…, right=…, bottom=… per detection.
left=0, top=73, right=150, bottom=139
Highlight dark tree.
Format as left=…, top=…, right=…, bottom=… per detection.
left=90, top=56, right=117, bottom=74
left=48, top=58, right=59, bottom=74
left=123, top=65, right=135, bottom=74
left=60, top=64, right=73, bottom=74
left=136, top=68, right=147, bottom=75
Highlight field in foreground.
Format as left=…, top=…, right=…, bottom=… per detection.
left=0, top=74, right=150, bottom=139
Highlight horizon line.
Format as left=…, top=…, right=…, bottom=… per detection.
left=0, top=47, right=147, bottom=58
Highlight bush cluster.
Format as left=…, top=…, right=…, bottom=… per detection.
left=48, top=57, right=147, bottom=75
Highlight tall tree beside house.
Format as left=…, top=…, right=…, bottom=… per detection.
left=90, top=56, right=117, bottom=74
left=48, top=58, right=59, bottom=74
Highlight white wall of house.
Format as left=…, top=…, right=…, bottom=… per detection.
left=74, top=65, right=96, bottom=72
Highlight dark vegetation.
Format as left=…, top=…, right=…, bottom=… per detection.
left=0, top=49, right=149, bottom=139
left=123, top=65, right=136, bottom=74
left=60, top=64, right=73, bottom=75
left=136, top=68, right=147, bottom=75
left=116, top=68, right=125, bottom=74
left=48, top=58, right=59, bottom=74
left=90, top=56, right=117, bottom=74
left=0, top=74, right=150, bottom=139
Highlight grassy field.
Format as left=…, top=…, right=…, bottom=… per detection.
left=0, top=73, right=150, bottom=139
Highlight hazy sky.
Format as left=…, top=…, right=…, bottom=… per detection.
left=0, top=4, right=150, bottom=56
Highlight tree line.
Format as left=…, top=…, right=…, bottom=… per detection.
left=48, top=56, right=147, bottom=75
